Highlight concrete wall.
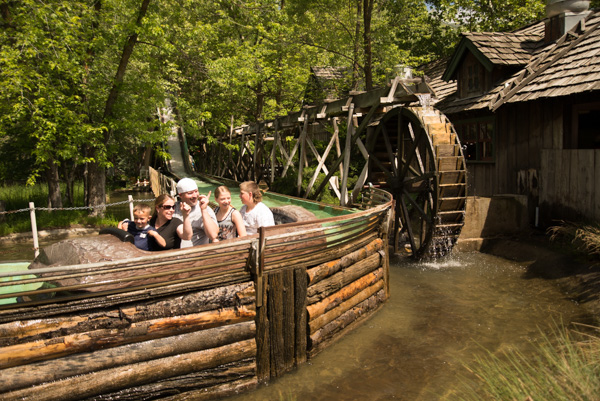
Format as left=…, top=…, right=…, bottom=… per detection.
left=456, top=195, right=531, bottom=251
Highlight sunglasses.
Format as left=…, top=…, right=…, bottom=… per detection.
left=160, top=204, right=175, bottom=210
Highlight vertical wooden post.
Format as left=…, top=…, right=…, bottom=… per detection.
left=297, top=119, right=309, bottom=196
left=253, top=125, right=260, bottom=181
left=239, top=132, right=245, bottom=178
left=255, top=230, right=270, bottom=382
left=382, top=208, right=392, bottom=299
left=128, top=195, right=134, bottom=221
left=294, top=267, right=307, bottom=365
left=271, top=121, right=278, bottom=185
left=0, top=200, right=5, bottom=224
left=268, top=271, right=284, bottom=378
left=229, top=116, right=234, bottom=180
left=340, top=104, right=355, bottom=206
left=29, top=202, right=39, bottom=258
left=334, top=118, right=343, bottom=178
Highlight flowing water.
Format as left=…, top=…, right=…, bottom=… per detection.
left=0, top=211, right=591, bottom=399
left=229, top=251, right=589, bottom=401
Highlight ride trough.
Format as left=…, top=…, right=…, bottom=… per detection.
left=0, top=185, right=393, bottom=401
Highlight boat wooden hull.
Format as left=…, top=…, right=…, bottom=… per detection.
left=0, top=197, right=393, bottom=400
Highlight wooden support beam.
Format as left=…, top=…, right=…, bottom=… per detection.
left=304, top=134, right=341, bottom=200
left=340, top=104, right=355, bottom=206
left=297, top=119, right=309, bottom=196
left=270, top=121, right=278, bottom=185
left=311, top=103, right=380, bottom=202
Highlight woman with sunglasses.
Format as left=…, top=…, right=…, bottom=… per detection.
left=149, top=194, right=193, bottom=250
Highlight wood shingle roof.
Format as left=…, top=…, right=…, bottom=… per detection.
left=463, top=30, right=544, bottom=66
left=491, top=10, right=600, bottom=109
left=427, top=8, right=600, bottom=114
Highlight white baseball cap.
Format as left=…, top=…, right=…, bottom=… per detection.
left=176, top=178, right=198, bottom=194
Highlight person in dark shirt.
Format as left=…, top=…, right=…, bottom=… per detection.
left=118, top=204, right=165, bottom=251
left=148, top=194, right=192, bottom=250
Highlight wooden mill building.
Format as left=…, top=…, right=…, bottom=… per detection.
left=425, top=1, right=600, bottom=226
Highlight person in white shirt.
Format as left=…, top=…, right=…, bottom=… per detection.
left=173, top=178, right=218, bottom=247
left=239, top=180, right=274, bottom=235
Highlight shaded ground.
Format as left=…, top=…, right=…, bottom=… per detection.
left=478, top=231, right=600, bottom=319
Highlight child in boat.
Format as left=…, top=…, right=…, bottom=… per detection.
left=239, top=181, right=275, bottom=235
left=118, top=203, right=166, bottom=251
left=213, top=186, right=246, bottom=240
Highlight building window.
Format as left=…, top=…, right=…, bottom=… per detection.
left=458, top=54, right=486, bottom=98
left=572, top=103, right=600, bottom=149
left=454, top=117, right=495, bottom=162
left=467, top=65, right=480, bottom=93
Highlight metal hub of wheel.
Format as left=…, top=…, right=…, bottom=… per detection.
left=367, top=106, right=467, bottom=259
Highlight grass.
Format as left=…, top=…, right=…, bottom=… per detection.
left=0, top=182, right=120, bottom=236
left=548, top=221, right=600, bottom=259
left=456, top=323, right=600, bottom=401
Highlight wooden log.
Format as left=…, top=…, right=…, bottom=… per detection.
left=307, top=252, right=381, bottom=304
left=282, top=268, right=295, bottom=373
left=0, top=305, right=256, bottom=369
left=33, top=240, right=255, bottom=294
left=0, top=272, right=252, bottom=324
left=263, top=226, right=329, bottom=268
left=255, top=274, right=270, bottom=383
left=91, top=358, right=257, bottom=401
left=264, top=230, right=379, bottom=272
left=0, top=321, right=256, bottom=393
left=383, top=232, right=390, bottom=299
left=0, top=339, right=257, bottom=401
left=0, top=282, right=255, bottom=346
left=309, top=278, right=384, bottom=334
left=307, top=238, right=383, bottom=285
left=267, top=271, right=285, bottom=378
left=309, top=290, right=385, bottom=358
left=294, top=267, right=307, bottom=366
left=158, top=376, right=258, bottom=401
left=307, top=267, right=383, bottom=321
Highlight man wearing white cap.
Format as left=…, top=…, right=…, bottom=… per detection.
left=173, top=177, right=218, bottom=247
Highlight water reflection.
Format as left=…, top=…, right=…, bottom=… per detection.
left=230, top=251, right=587, bottom=401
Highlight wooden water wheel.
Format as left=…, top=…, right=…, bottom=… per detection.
left=367, top=106, right=467, bottom=259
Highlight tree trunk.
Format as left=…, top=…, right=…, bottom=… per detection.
left=103, top=0, right=151, bottom=122
left=46, top=159, right=62, bottom=209
left=363, top=0, right=374, bottom=90
left=62, top=161, right=77, bottom=206
left=88, top=0, right=151, bottom=214
left=87, top=155, right=106, bottom=216
left=353, top=0, right=362, bottom=90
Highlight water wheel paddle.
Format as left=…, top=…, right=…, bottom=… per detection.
left=368, top=106, right=467, bottom=259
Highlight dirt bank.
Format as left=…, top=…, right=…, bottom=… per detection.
left=475, top=233, right=600, bottom=320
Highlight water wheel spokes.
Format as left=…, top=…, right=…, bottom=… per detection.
left=368, top=106, right=467, bottom=259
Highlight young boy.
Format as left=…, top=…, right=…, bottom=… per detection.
left=118, top=204, right=166, bottom=251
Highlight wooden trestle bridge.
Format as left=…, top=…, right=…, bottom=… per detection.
left=194, top=76, right=468, bottom=258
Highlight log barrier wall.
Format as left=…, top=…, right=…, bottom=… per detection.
left=0, top=187, right=393, bottom=400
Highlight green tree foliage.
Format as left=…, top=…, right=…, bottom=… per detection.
left=0, top=1, right=101, bottom=185
left=425, top=0, right=546, bottom=36
left=0, top=0, right=570, bottom=210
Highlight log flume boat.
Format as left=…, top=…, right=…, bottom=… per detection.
left=0, top=180, right=393, bottom=400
